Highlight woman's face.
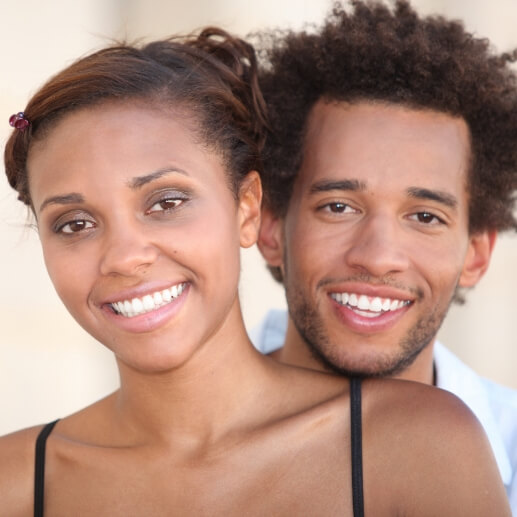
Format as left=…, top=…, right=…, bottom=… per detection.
left=27, top=103, right=260, bottom=373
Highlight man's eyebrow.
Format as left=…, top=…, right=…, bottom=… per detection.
left=39, top=193, right=84, bottom=213
left=128, top=167, right=189, bottom=189
left=407, top=187, right=458, bottom=209
left=309, top=179, right=366, bottom=194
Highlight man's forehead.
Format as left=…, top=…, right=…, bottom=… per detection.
left=304, top=98, right=470, bottom=141
left=298, top=99, right=471, bottom=189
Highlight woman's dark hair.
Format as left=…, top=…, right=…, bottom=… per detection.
left=258, top=0, right=517, bottom=235
left=5, top=27, right=268, bottom=208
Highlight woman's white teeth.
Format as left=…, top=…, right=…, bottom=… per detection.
left=162, top=288, right=172, bottom=303
left=331, top=292, right=409, bottom=313
left=142, top=295, right=153, bottom=311
left=132, top=298, right=144, bottom=313
left=111, top=283, right=186, bottom=318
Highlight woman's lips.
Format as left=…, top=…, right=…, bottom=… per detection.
left=109, top=282, right=188, bottom=318
left=100, top=282, right=190, bottom=334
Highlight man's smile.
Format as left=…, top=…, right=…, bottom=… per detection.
left=329, top=292, right=412, bottom=318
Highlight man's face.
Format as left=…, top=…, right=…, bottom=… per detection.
left=260, top=100, right=494, bottom=378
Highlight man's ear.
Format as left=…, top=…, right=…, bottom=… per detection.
left=458, top=230, right=497, bottom=287
left=257, top=206, right=284, bottom=268
left=238, top=171, right=262, bottom=249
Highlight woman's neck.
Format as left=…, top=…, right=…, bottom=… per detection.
left=111, top=304, right=271, bottom=448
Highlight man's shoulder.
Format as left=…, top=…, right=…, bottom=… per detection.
left=249, top=308, right=288, bottom=354
left=435, top=341, right=517, bottom=414
left=479, top=376, right=517, bottom=407
left=478, top=375, right=517, bottom=436
left=435, top=341, right=517, bottom=491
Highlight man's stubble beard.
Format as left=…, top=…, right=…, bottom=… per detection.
left=284, top=279, right=453, bottom=379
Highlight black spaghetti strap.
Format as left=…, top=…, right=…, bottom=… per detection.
left=34, top=419, right=59, bottom=517
left=350, top=378, right=364, bottom=517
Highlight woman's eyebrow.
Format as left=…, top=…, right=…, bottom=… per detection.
left=39, top=193, right=84, bottom=213
left=128, top=167, right=189, bottom=189
left=38, top=167, right=190, bottom=213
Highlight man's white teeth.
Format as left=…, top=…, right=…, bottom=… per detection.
left=369, top=297, right=383, bottom=312
left=357, top=295, right=370, bottom=310
left=111, top=283, right=186, bottom=318
left=331, top=292, right=409, bottom=313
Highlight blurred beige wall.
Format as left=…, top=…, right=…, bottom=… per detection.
left=1, top=0, right=516, bottom=435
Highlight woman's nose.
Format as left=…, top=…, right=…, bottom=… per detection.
left=99, top=227, right=159, bottom=277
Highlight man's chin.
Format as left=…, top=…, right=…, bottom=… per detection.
left=306, top=341, right=426, bottom=379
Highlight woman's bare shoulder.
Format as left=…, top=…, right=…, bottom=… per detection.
left=269, top=359, right=350, bottom=404
left=0, top=424, right=47, bottom=516
left=364, top=377, right=475, bottom=422
left=362, top=377, right=495, bottom=465
left=362, top=378, right=511, bottom=516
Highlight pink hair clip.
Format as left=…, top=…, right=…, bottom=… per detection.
left=9, top=112, right=30, bottom=131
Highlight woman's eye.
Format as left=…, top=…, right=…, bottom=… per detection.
left=147, top=198, right=184, bottom=213
left=58, top=220, right=95, bottom=234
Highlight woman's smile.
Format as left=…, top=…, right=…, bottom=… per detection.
left=100, top=282, right=191, bottom=335
left=108, top=282, right=188, bottom=318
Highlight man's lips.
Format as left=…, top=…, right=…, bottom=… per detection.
left=330, top=291, right=411, bottom=315
left=328, top=288, right=414, bottom=333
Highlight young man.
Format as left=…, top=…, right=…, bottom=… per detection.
left=253, top=0, right=517, bottom=509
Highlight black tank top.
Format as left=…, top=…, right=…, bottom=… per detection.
left=350, top=377, right=364, bottom=517
left=34, top=378, right=364, bottom=517
left=34, top=418, right=59, bottom=517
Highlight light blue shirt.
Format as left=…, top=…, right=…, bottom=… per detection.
left=250, top=309, right=517, bottom=513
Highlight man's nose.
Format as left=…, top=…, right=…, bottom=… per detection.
left=343, top=214, right=410, bottom=277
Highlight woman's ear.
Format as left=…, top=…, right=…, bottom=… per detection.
left=257, top=206, right=284, bottom=269
left=238, top=171, right=262, bottom=248
left=458, top=230, right=497, bottom=287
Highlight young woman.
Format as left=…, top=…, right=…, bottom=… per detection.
left=1, top=29, right=510, bottom=516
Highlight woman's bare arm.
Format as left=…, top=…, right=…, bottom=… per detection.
left=0, top=426, right=44, bottom=517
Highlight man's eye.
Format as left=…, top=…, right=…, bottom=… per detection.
left=411, top=212, right=443, bottom=225
left=323, top=202, right=354, bottom=214
left=147, top=198, right=184, bottom=213
left=58, top=220, right=95, bottom=234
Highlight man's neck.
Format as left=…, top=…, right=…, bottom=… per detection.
left=273, top=319, right=435, bottom=385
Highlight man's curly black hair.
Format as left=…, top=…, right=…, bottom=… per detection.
left=258, top=0, right=517, bottom=236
